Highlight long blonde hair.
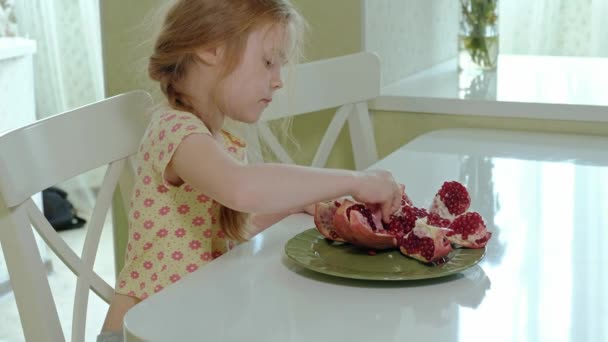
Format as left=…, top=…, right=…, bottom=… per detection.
left=148, top=0, right=305, bottom=241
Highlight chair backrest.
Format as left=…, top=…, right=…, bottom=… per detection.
left=246, top=52, right=381, bottom=170
left=0, top=90, right=153, bottom=342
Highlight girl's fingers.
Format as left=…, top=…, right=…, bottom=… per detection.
left=393, top=186, right=402, bottom=210
left=387, top=184, right=405, bottom=222
left=303, top=203, right=316, bottom=216
left=398, top=183, right=405, bottom=195
left=382, top=202, right=393, bottom=223
left=383, top=189, right=399, bottom=222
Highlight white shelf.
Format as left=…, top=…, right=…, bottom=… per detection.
left=0, top=37, right=37, bottom=60
left=0, top=36, right=46, bottom=289
left=370, top=54, right=608, bottom=122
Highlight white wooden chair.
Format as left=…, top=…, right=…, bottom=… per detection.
left=247, top=52, right=381, bottom=170
left=0, top=90, right=153, bottom=342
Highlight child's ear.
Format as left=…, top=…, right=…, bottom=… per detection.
left=195, top=45, right=224, bottom=66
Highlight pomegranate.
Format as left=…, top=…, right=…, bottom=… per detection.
left=333, top=200, right=396, bottom=250
left=310, top=181, right=490, bottom=267
left=401, top=192, right=413, bottom=207
left=425, top=213, right=451, bottom=228
left=430, top=181, right=471, bottom=221
left=314, top=200, right=346, bottom=242
left=399, top=219, right=453, bottom=264
left=384, top=205, right=428, bottom=243
left=446, top=212, right=492, bottom=248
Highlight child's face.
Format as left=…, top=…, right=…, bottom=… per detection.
left=219, top=23, right=288, bottom=123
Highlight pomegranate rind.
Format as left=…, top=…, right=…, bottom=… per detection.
left=333, top=199, right=357, bottom=243
left=314, top=201, right=345, bottom=242
left=446, top=232, right=492, bottom=248
left=333, top=200, right=396, bottom=250
left=348, top=210, right=396, bottom=249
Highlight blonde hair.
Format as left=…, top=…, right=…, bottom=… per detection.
left=148, top=0, right=306, bottom=241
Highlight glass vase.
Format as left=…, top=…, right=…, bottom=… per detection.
left=458, top=0, right=499, bottom=71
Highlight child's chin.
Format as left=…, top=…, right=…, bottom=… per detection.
left=241, top=112, right=263, bottom=124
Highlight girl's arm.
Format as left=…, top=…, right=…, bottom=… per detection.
left=249, top=210, right=296, bottom=235
left=170, top=133, right=401, bottom=221
left=250, top=203, right=316, bottom=235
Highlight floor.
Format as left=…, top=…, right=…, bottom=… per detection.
left=0, top=172, right=116, bottom=342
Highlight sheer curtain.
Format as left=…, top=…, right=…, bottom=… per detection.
left=590, top=0, right=608, bottom=56
left=14, top=0, right=104, bottom=119
left=500, top=0, right=608, bottom=57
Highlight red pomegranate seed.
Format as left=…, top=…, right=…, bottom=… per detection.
left=436, top=181, right=471, bottom=216
left=446, top=211, right=492, bottom=248
left=427, top=213, right=451, bottom=228
left=449, top=212, right=485, bottom=239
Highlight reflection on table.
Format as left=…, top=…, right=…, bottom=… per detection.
left=125, top=128, right=608, bottom=342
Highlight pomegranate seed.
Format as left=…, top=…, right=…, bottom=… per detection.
left=446, top=211, right=492, bottom=248
left=437, top=181, right=471, bottom=216
left=449, top=212, right=485, bottom=239
left=427, top=213, right=450, bottom=227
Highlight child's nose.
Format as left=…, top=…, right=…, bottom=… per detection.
left=271, top=77, right=283, bottom=90
left=271, top=69, right=283, bottom=89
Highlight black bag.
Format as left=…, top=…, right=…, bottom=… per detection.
left=42, top=187, right=87, bottom=231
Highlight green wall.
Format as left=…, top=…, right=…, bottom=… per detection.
left=102, top=0, right=608, bottom=169
left=285, top=1, right=608, bottom=164
left=101, top=0, right=365, bottom=170
left=285, top=1, right=608, bottom=166
left=101, top=0, right=163, bottom=98
left=101, top=0, right=608, bottom=270
left=295, top=0, right=362, bottom=61
left=373, top=112, right=608, bottom=160
left=277, top=0, right=363, bottom=169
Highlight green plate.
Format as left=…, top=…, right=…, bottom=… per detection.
left=285, top=228, right=486, bottom=281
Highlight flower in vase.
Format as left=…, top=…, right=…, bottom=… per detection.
left=459, top=0, right=499, bottom=70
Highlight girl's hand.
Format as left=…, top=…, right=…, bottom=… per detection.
left=288, top=203, right=316, bottom=216
left=303, top=203, right=316, bottom=216
left=352, top=169, right=402, bottom=223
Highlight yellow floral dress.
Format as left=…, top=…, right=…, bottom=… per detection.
left=115, top=105, right=247, bottom=300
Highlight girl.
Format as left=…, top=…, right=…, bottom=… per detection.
left=99, top=0, right=402, bottom=340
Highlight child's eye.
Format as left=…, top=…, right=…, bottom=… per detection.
left=264, top=59, right=273, bottom=68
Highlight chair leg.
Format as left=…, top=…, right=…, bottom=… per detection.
left=348, top=102, right=379, bottom=170
left=0, top=203, right=64, bottom=342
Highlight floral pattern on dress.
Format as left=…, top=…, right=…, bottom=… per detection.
left=115, top=106, right=247, bottom=300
